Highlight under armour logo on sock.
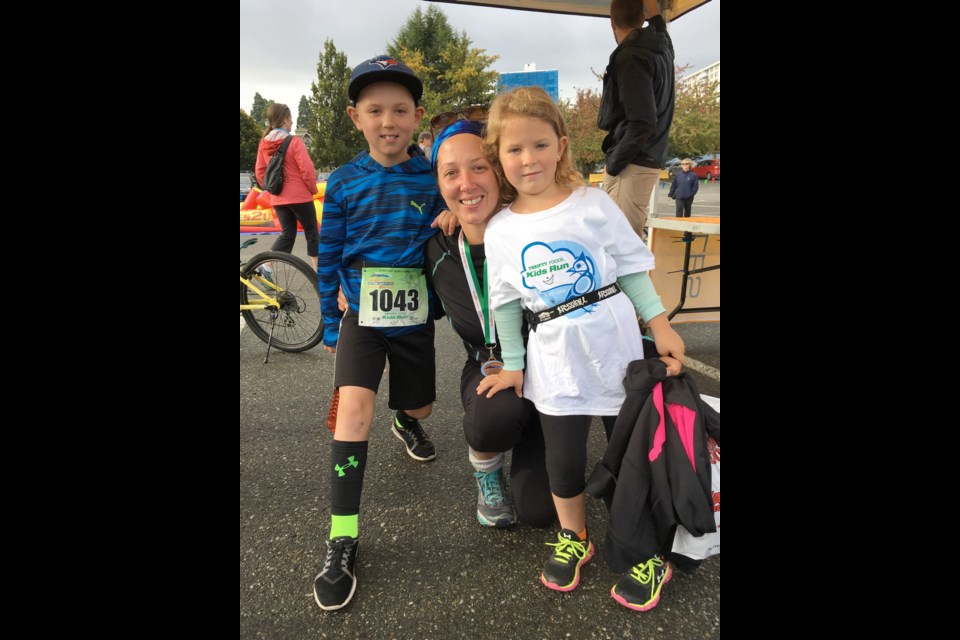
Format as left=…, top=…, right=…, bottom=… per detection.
left=335, top=455, right=360, bottom=477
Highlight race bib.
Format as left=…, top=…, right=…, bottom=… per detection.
left=358, top=267, right=428, bottom=327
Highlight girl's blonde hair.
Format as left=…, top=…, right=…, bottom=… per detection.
left=482, top=87, right=583, bottom=205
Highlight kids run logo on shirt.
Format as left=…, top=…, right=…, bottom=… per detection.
left=520, top=241, right=598, bottom=315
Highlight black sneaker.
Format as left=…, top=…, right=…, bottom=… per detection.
left=540, top=528, right=594, bottom=592
left=391, top=417, right=437, bottom=461
left=313, top=536, right=359, bottom=611
left=610, top=555, right=672, bottom=611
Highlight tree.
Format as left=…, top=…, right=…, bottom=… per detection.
left=388, top=6, right=455, bottom=97
left=308, top=39, right=364, bottom=170
left=240, top=109, right=262, bottom=171
left=559, top=88, right=605, bottom=177
left=668, top=65, right=720, bottom=160
left=250, top=93, right=272, bottom=129
left=438, top=39, right=499, bottom=109
left=297, top=95, right=313, bottom=129
left=388, top=6, right=498, bottom=133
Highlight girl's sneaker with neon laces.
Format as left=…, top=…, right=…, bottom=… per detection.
left=540, top=528, right=594, bottom=592
left=610, top=555, right=672, bottom=611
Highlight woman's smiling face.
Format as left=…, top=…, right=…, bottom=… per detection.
left=436, top=133, right=500, bottom=226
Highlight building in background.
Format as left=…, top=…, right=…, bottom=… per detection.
left=295, top=127, right=313, bottom=149
left=683, top=61, right=720, bottom=96
left=498, top=63, right=559, bottom=102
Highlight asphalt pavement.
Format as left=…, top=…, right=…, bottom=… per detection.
left=240, top=183, right=720, bottom=639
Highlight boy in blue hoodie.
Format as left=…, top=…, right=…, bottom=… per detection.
left=313, top=55, right=447, bottom=611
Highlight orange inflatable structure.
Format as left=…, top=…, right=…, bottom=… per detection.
left=240, top=182, right=325, bottom=234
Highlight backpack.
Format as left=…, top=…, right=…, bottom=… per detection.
left=261, top=135, right=295, bottom=195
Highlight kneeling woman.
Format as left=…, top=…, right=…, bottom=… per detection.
left=425, top=119, right=554, bottom=528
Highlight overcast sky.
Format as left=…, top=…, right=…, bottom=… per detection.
left=240, top=0, right=720, bottom=123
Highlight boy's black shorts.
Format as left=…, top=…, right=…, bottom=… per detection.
left=334, top=309, right=436, bottom=410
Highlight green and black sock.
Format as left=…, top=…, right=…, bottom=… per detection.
left=329, top=440, right=367, bottom=540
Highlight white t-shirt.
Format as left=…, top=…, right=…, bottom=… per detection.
left=486, top=187, right=656, bottom=416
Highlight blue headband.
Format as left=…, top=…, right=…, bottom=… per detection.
left=430, top=120, right=485, bottom=171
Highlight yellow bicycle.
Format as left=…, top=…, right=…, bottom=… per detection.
left=240, top=238, right=323, bottom=360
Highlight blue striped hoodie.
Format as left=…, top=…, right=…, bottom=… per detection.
left=318, top=151, right=446, bottom=346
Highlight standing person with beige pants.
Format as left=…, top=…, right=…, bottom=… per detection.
left=598, top=0, right=675, bottom=240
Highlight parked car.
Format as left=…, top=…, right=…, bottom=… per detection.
left=240, top=172, right=254, bottom=202
left=691, top=158, right=720, bottom=181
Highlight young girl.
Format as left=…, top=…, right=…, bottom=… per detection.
left=477, top=87, right=684, bottom=604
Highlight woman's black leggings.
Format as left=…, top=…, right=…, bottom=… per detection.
left=271, top=201, right=319, bottom=257
left=460, top=363, right=555, bottom=527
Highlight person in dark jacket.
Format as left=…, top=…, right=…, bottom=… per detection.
left=667, top=158, right=698, bottom=217
left=598, top=0, right=675, bottom=240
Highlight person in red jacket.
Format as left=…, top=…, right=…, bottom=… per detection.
left=255, top=103, right=320, bottom=269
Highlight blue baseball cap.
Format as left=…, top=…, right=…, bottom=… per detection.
left=348, top=55, right=423, bottom=104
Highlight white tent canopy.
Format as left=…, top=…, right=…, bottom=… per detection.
left=426, top=0, right=711, bottom=21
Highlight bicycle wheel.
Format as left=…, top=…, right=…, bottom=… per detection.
left=241, top=251, right=324, bottom=352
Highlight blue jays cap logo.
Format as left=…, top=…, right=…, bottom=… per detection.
left=370, top=56, right=399, bottom=69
